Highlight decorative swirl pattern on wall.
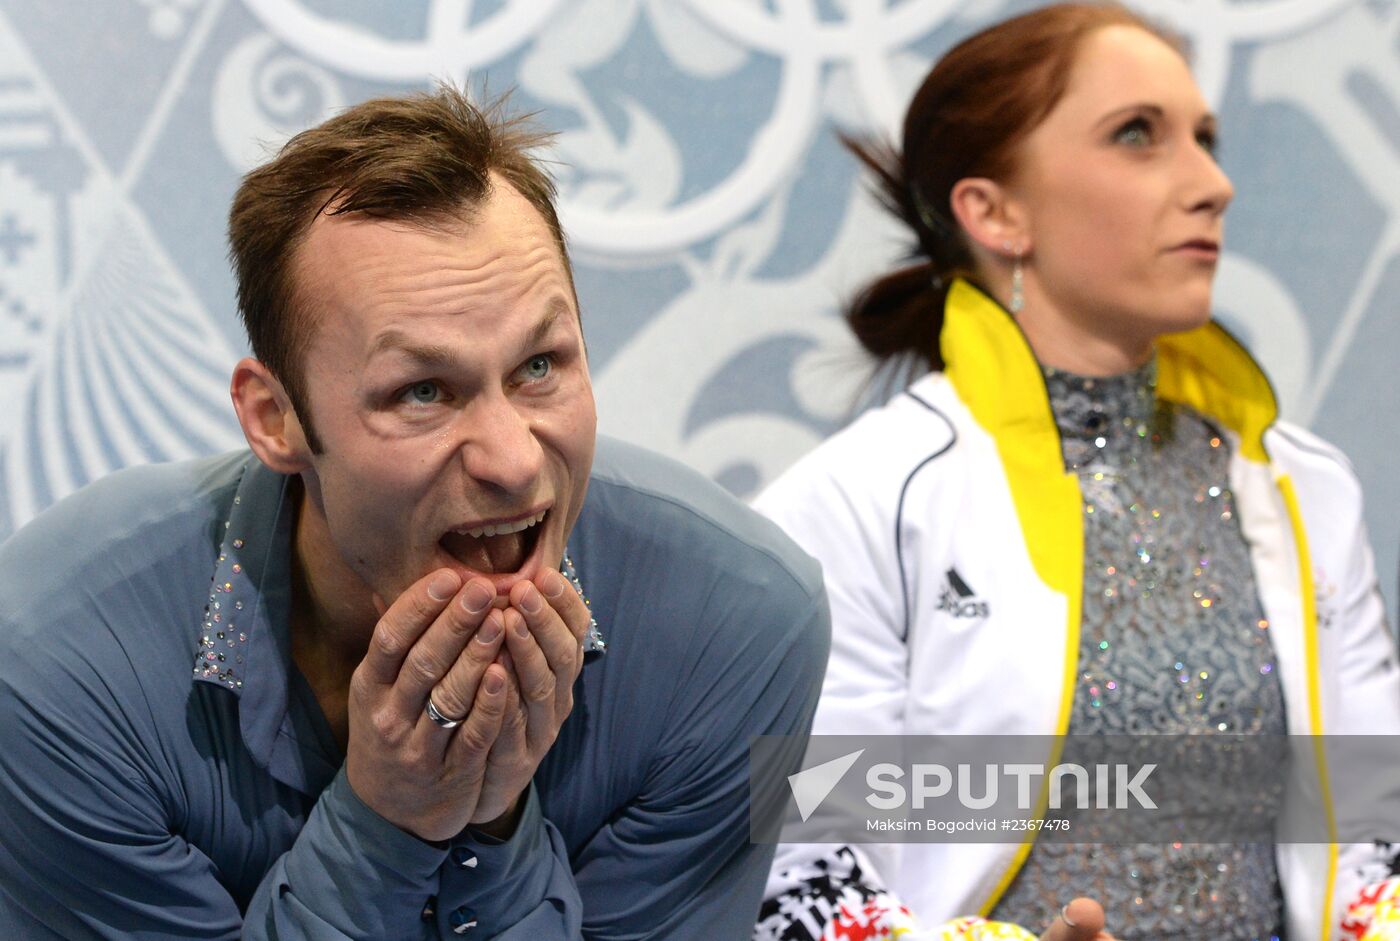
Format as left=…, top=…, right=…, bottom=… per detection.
left=212, top=32, right=345, bottom=173
left=241, top=0, right=566, bottom=79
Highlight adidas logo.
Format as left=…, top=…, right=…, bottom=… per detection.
left=936, top=567, right=990, bottom=619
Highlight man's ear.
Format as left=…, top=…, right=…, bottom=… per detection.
left=949, top=177, right=1032, bottom=259
left=230, top=358, right=312, bottom=474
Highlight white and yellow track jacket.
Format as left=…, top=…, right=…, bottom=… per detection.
left=758, top=280, right=1400, bottom=940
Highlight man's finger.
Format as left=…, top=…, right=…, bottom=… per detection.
left=450, top=663, right=510, bottom=779
left=426, top=608, right=507, bottom=737
left=389, top=577, right=496, bottom=714
left=516, top=578, right=579, bottom=668
left=358, top=569, right=461, bottom=686
left=1040, top=898, right=1106, bottom=941
left=513, top=579, right=581, bottom=726
left=501, top=605, right=559, bottom=751
left=535, top=569, right=591, bottom=647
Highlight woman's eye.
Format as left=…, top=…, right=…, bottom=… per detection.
left=1114, top=117, right=1153, bottom=147
left=522, top=355, right=552, bottom=381
left=401, top=381, right=441, bottom=405
left=1196, top=129, right=1219, bottom=157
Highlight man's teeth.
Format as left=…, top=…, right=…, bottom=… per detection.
left=459, top=511, right=546, bottom=539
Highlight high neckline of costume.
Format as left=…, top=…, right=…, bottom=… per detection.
left=1043, top=357, right=1158, bottom=443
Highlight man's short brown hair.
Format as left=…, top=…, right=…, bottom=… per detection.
left=228, top=85, right=569, bottom=450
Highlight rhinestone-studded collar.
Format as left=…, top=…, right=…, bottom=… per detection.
left=191, top=459, right=294, bottom=697
left=563, top=552, right=606, bottom=655
left=189, top=458, right=300, bottom=777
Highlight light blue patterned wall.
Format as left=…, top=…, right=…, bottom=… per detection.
left=0, top=0, right=1396, bottom=624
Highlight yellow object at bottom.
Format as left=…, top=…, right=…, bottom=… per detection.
left=931, top=917, right=1038, bottom=941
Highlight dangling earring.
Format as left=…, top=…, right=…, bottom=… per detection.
left=1004, top=242, right=1024, bottom=314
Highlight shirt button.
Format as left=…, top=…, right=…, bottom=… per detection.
left=449, top=907, right=478, bottom=934
left=421, top=896, right=436, bottom=920
left=450, top=846, right=479, bottom=869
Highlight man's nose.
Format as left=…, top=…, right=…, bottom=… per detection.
left=458, top=394, right=544, bottom=494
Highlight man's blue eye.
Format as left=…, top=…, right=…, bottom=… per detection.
left=524, top=356, right=551, bottom=380
left=405, top=381, right=439, bottom=404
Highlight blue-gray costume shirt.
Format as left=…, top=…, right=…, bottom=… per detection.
left=0, top=436, right=829, bottom=939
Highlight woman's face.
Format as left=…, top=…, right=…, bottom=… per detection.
left=1008, top=25, right=1233, bottom=365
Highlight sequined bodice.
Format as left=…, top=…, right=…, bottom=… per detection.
left=990, top=360, right=1287, bottom=939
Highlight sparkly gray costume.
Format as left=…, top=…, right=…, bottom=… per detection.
left=990, top=361, right=1287, bottom=939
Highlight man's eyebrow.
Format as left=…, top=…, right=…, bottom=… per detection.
left=367, top=330, right=457, bottom=367
left=527, top=299, right=570, bottom=348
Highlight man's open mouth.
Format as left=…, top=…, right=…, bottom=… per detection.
left=439, top=509, right=547, bottom=575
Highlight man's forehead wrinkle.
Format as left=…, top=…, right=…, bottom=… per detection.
left=450, top=240, right=562, bottom=282
left=365, top=273, right=572, bottom=328
left=364, top=240, right=565, bottom=296
left=366, top=299, right=572, bottom=364
left=370, top=237, right=567, bottom=301
left=352, top=249, right=570, bottom=329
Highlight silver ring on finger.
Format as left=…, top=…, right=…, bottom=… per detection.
left=425, top=695, right=463, bottom=729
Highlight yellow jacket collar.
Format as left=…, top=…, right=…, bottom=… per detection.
left=939, top=278, right=1279, bottom=464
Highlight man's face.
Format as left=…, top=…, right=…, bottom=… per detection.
left=288, top=178, right=596, bottom=605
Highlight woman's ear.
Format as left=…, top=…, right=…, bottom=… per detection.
left=230, top=358, right=313, bottom=474
left=949, top=177, right=1031, bottom=258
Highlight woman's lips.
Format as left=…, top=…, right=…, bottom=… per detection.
left=1172, top=239, right=1220, bottom=260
